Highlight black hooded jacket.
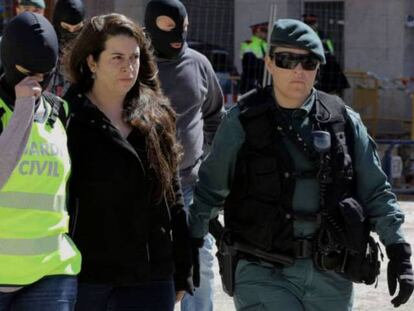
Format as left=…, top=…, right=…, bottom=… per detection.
left=66, top=89, right=193, bottom=292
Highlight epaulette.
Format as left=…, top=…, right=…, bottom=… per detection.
left=238, top=87, right=272, bottom=110
left=238, top=86, right=274, bottom=119
left=237, top=88, right=258, bottom=106
left=316, top=90, right=347, bottom=124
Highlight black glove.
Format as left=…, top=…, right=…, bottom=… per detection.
left=386, top=243, right=414, bottom=307
left=191, top=238, right=204, bottom=288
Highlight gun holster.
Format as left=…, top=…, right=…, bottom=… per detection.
left=216, top=233, right=239, bottom=297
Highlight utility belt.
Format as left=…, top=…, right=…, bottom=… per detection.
left=313, top=234, right=382, bottom=284
left=216, top=231, right=380, bottom=298
left=240, top=238, right=314, bottom=263
left=210, top=198, right=382, bottom=297
left=214, top=234, right=313, bottom=297
left=210, top=218, right=314, bottom=297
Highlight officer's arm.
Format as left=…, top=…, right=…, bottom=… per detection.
left=0, top=96, right=35, bottom=190
left=201, top=57, right=225, bottom=146
left=348, top=108, right=406, bottom=246
left=189, top=108, right=245, bottom=238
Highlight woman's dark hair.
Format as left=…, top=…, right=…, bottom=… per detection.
left=66, top=13, right=182, bottom=203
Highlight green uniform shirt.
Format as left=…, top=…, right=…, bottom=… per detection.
left=189, top=89, right=406, bottom=246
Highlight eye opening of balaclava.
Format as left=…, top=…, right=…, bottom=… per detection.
left=1, top=11, right=59, bottom=92
left=52, top=0, right=85, bottom=48
left=144, top=0, right=188, bottom=59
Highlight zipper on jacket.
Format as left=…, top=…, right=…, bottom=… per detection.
left=146, top=242, right=151, bottom=262
left=164, top=193, right=172, bottom=221
left=163, top=194, right=173, bottom=241
left=69, top=198, right=80, bottom=238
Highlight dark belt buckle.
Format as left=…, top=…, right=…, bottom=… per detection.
left=295, top=239, right=312, bottom=259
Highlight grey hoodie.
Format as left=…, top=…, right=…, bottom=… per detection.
left=157, top=46, right=225, bottom=186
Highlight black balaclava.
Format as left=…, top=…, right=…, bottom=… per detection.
left=52, top=0, right=85, bottom=48
left=1, top=12, right=58, bottom=91
left=145, top=0, right=187, bottom=59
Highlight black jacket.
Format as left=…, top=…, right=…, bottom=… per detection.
left=66, top=92, right=193, bottom=292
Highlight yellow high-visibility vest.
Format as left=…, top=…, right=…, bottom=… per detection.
left=0, top=96, right=81, bottom=285
left=240, top=35, right=268, bottom=59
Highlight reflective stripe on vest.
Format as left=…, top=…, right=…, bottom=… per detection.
left=0, top=192, right=65, bottom=212
left=0, top=235, right=62, bottom=256
left=0, top=97, right=81, bottom=285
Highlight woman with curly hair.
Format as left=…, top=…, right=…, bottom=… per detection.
left=65, top=13, right=193, bottom=310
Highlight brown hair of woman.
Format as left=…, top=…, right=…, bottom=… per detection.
left=66, top=13, right=182, bottom=202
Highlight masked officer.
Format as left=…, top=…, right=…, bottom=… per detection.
left=48, top=0, right=85, bottom=97
left=0, top=12, right=81, bottom=310
left=144, top=1, right=225, bottom=310
left=0, top=1, right=46, bottom=75
left=189, top=19, right=413, bottom=310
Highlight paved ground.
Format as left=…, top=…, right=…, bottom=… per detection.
left=176, top=201, right=414, bottom=311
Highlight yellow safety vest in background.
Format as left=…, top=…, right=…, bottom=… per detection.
left=240, top=35, right=268, bottom=59
left=0, top=97, right=81, bottom=285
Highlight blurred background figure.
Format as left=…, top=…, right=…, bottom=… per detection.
left=15, top=0, right=45, bottom=15
left=49, top=0, right=85, bottom=96
left=302, top=13, right=350, bottom=96
left=239, top=21, right=267, bottom=94
left=302, top=13, right=334, bottom=54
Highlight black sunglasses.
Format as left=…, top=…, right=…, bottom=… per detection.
left=273, top=52, right=319, bottom=70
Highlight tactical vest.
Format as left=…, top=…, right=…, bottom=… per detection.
left=224, top=88, right=354, bottom=258
left=0, top=93, right=81, bottom=285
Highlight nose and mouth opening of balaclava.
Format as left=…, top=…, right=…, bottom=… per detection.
left=145, top=0, right=188, bottom=59
left=52, top=0, right=85, bottom=48
left=1, top=11, right=59, bottom=92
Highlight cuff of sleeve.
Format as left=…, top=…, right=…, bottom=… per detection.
left=174, top=275, right=194, bottom=294
left=189, top=218, right=209, bottom=239
left=386, top=243, right=412, bottom=260
left=189, top=208, right=210, bottom=239
left=381, top=227, right=407, bottom=247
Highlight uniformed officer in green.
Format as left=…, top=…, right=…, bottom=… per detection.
left=240, top=22, right=268, bottom=94
left=0, top=12, right=81, bottom=310
left=189, top=19, right=413, bottom=310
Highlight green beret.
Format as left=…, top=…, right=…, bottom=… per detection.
left=18, top=0, right=46, bottom=9
left=270, top=19, right=326, bottom=64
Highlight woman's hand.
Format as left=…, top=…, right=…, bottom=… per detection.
left=175, top=290, right=186, bottom=303
left=15, top=76, right=42, bottom=99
